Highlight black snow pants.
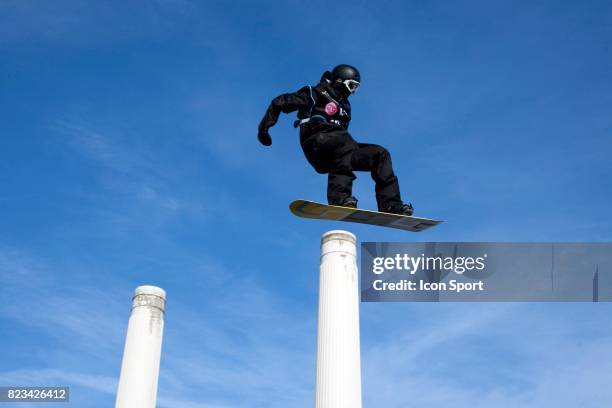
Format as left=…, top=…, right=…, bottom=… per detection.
left=300, top=128, right=403, bottom=211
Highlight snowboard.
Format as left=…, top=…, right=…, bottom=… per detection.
left=290, top=199, right=442, bottom=232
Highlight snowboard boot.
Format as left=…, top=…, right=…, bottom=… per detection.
left=382, top=202, right=414, bottom=216
left=329, top=196, right=358, bottom=208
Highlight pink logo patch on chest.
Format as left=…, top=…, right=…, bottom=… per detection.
left=325, top=102, right=338, bottom=115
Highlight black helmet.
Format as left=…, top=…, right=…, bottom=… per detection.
left=330, top=64, right=361, bottom=94
left=331, top=64, right=361, bottom=82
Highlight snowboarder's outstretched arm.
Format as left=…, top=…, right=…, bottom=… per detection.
left=257, top=86, right=310, bottom=146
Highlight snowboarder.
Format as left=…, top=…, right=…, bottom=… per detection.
left=257, top=64, right=414, bottom=215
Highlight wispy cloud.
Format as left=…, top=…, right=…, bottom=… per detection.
left=0, top=246, right=316, bottom=407
left=50, top=117, right=232, bottom=227
left=365, top=304, right=516, bottom=367
left=0, top=368, right=117, bottom=395
left=0, top=248, right=128, bottom=358
left=361, top=303, right=612, bottom=407
left=52, top=118, right=147, bottom=173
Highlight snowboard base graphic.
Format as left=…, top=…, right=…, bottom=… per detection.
left=290, top=199, right=442, bottom=232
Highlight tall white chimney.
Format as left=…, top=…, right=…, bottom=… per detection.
left=315, top=230, right=362, bottom=408
left=115, top=285, right=166, bottom=408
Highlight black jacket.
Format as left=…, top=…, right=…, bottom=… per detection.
left=258, top=72, right=352, bottom=135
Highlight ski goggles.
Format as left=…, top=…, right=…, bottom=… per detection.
left=342, top=79, right=360, bottom=93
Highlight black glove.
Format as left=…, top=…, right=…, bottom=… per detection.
left=258, top=129, right=272, bottom=146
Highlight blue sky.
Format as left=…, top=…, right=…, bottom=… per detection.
left=1, top=0, right=611, bottom=407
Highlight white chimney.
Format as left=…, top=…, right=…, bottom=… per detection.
left=315, top=230, right=362, bottom=408
left=115, top=285, right=166, bottom=408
